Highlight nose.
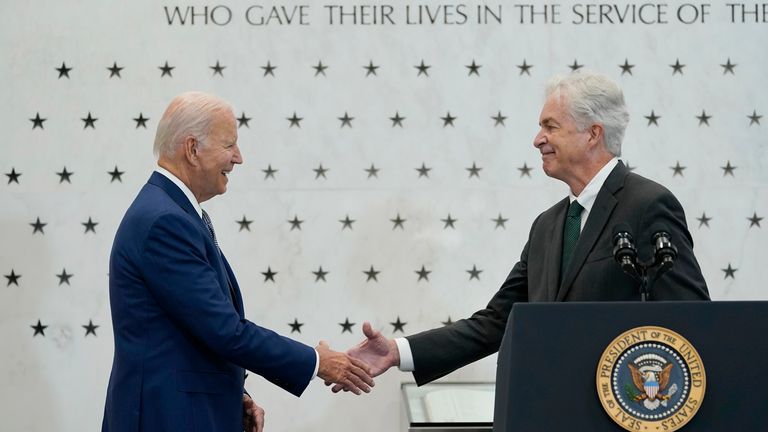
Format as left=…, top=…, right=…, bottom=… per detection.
left=232, top=144, right=243, bottom=165
left=534, top=130, right=546, bottom=148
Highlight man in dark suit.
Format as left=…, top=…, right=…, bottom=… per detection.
left=102, top=92, right=373, bottom=432
left=337, top=71, right=710, bottom=387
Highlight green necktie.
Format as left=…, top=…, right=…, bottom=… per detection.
left=561, top=200, right=584, bottom=281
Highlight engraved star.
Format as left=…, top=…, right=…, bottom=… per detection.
left=236, top=215, right=252, bottom=232
left=619, top=59, right=635, bottom=75
left=30, top=112, right=46, bottom=129
left=442, top=317, right=454, bottom=326
left=210, top=60, right=225, bottom=76
left=414, top=60, right=431, bottom=77
left=159, top=61, right=174, bottom=77
left=364, top=60, right=379, bottom=76
left=339, top=318, right=355, bottom=334
left=568, top=59, right=584, bottom=71
left=338, top=112, right=354, bottom=128
left=516, top=60, right=532, bottom=76
left=415, top=265, right=431, bottom=282
left=364, top=265, right=380, bottom=282
left=721, top=161, right=736, bottom=177
left=312, top=60, right=328, bottom=77
left=81, top=112, right=98, bottom=129
left=133, top=113, right=149, bottom=129
left=748, top=212, right=763, bottom=228
left=491, top=111, right=507, bottom=127
left=722, top=264, right=737, bottom=279
left=645, top=110, right=660, bottom=126
left=261, top=61, right=276, bottom=77
left=441, top=111, right=457, bottom=127
left=312, top=266, right=329, bottom=282
left=696, top=110, right=712, bottom=126
left=696, top=212, right=712, bottom=228
left=390, top=317, right=406, bottom=333
left=466, top=162, right=482, bottom=178
left=671, top=161, right=686, bottom=177
left=748, top=110, right=762, bottom=126
left=5, top=270, right=21, bottom=286
left=389, top=111, right=405, bottom=127
left=107, top=166, right=124, bottom=183
left=262, top=164, right=278, bottom=180
left=518, top=163, right=533, bottom=177
left=467, top=265, right=483, bottom=280
left=288, top=319, right=304, bottom=334
left=416, top=163, right=432, bottom=178
left=441, top=214, right=457, bottom=229
left=313, top=163, right=329, bottom=179
left=6, top=168, right=21, bottom=184
left=287, top=215, right=304, bottom=231
left=237, top=112, right=251, bottom=128
left=339, top=215, right=355, bottom=230
left=720, top=58, right=736, bottom=75
left=57, top=167, right=74, bottom=183
left=31, top=320, right=48, bottom=337
left=30, top=217, right=47, bottom=234
left=465, top=59, right=481, bottom=76
left=287, top=112, right=303, bottom=128
left=364, top=163, right=380, bottom=179
left=261, top=267, right=277, bottom=282
left=83, top=320, right=99, bottom=336
left=82, top=217, right=98, bottom=233
left=107, top=62, right=124, bottom=78
left=56, top=62, right=72, bottom=78
left=390, top=213, right=406, bottom=230
left=492, top=213, right=508, bottom=229
left=670, top=58, right=685, bottom=75
left=56, top=268, right=73, bottom=286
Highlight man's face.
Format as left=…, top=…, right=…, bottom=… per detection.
left=533, top=93, right=592, bottom=184
left=193, top=112, right=242, bottom=202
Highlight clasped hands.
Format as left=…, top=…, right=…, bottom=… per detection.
left=318, top=322, right=401, bottom=394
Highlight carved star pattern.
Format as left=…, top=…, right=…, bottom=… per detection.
left=237, top=112, right=251, bottom=128
left=467, top=265, right=483, bottom=280
left=261, top=267, right=277, bottom=282
left=339, top=318, right=355, bottom=333
left=518, top=163, right=532, bottom=177
left=415, top=60, right=431, bottom=76
left=210, top=60, right=225, bottom=76
left=748, top=212, right=763, bottom=228
left=416, top=163, right=432, bottom=178
left=466, top=162, right=482, bottom=178
left=5, top=270, right=21, bottom=286
left=56, top=62, right=72, bottom=78
left=313, top=164, right=329, bottom=179
left=492, top=214, right=509, bottom=229
left=389, top=112, right=405, bottom=127
left=568, top=60, right=584, bottom=71
left=720, top=58, right=736, bottom=75
left=491, top=111, right=507, bottom=127
left=312, top=61, right=328, bottom=77
left=339, top=215, right=355, bottom=230
left=57, top=167, right=74, bottom=183
left=671, top=161, right=686, bottom=177
left=57, top=268, right=73, bottom=285
left=133, top=113, right=149, bottom=128
left=645, top=110, right=660, bottom=126
left=288, top=215, right=304, bottom=231
left=442, top=317, right=454, bottom=326
left=261, top=61, right=276, bottom=77
left=159, top=61, right=174, bottom=77
left=619, top=59, right=635, bottom=75
left=338, top=112, right=353, bottom=128
left=82, top=217, right=98, bottom=233
left=441, top=112, right=456, bottom=127
left=441, top=214, right=457, bottom=229
left=236, top=215, right=252, bottom=232
left=262, top=165, right=277, bottom=180
left=390, top=317, right=406, bottom=333
left=364, top=266, right=380, bottom=282
left=30, top=112, right=46, bottom=129
left=721, top=161, right=736, bottom=177
left=390, top=213, right=406, bottom=230
left=364, top=60, right=379, bottom=76
left=696, top=110, right=711, bottom=126
left=465, top=59, right=481, bottom=76
left=696, top=212, right=712, bottom=228
left=670, top=58, right=685, bottom=75
left=83, top=320, right=99, bottom=337
left=108, top=166, right=124, bottom=183
left=107, top=62, right=123, bottom=78
left=30, top=217, right=47, bottom=234
left=415, top=265, right=431, bottom=282
left=81, top=112, right=98, bottom=129
left=312, top=266, right=329, bottom=282
left=6, top=168, right=21, bottom=184
left=748, top=110, right=762, bottom=126
left=31, top=320, right=48, bottom=337
left=289, top=319, right=304, bottom=334
left=365, top=164, right=380, bottom=179
left=517, top=60, right=532, bottom=76
left=287, top=112, right=303, bottom=128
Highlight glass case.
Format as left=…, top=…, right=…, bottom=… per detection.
left=401, top=382, right=494, bottom=432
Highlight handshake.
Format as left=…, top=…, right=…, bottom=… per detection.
left=315, top=322, right=399, bottom=394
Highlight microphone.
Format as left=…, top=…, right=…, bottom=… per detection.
left=612, top=223, right=638, bottom=275
left=650, top=223, right=678, bottom=268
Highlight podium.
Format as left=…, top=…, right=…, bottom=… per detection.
left=493, top=301, right=768, bottom=431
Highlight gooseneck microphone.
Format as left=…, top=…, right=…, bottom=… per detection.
left=612, top=223, right=638, bottom=276
left=650, top=223, right=678, bottom=267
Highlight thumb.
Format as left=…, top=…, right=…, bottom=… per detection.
left=362, top=322, right=376, bottom=339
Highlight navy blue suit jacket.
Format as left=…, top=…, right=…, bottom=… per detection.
left=102, top=172, right=316, bottom=432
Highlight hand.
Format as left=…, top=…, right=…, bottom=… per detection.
left=330, top=322, right=400, bottom=393
left=316, top=340, right=374, bottom=395
left=242, top=394, right=264, bottom=432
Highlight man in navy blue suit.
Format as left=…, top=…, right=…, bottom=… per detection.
left=102, top=92, right=373, bottom=432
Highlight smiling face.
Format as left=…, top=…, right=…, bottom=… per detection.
left=190, top=111, right=242, bottom=202
left=533, top=93, right=593, bottom=187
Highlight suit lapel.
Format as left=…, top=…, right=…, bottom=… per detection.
left=545, top=198, right=570, bottom=301
left=556, top=162, right=628, bottom=301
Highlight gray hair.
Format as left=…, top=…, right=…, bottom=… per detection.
left=545, top=71, right=629, bottom=156
left=153, top=91, right=233, bottom=158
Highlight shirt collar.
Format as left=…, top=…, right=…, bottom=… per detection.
left=155, top=166, right=203, bottom=218
left=569, top=157, right=619, bottom=214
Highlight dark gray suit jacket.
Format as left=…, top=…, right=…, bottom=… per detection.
left=407, top=161, right=710, bottom=385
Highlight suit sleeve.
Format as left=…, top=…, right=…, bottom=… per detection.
left=637, top=189, right=710, bottom=300
left=141, top=212, right=316, bottom=396
left=406, top=234, right=532, bottom=385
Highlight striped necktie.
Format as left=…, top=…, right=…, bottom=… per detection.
left=560, top=200, right=584, bottom=281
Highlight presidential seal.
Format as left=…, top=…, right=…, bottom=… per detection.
left=596, top=326, right=705, bottom=431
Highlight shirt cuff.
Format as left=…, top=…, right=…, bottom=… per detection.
left=395, top=337, right=415, bottom=372
left=312, top=349, right=320, bottom=379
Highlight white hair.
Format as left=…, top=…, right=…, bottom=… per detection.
left=153, top=91, right=233, bottom=158
left=545, top=71, right=630, bottom=156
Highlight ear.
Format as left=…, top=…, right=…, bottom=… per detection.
left=588, top=124, right=604, bottom=147
left=182, top=136, right=199, bottom=166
